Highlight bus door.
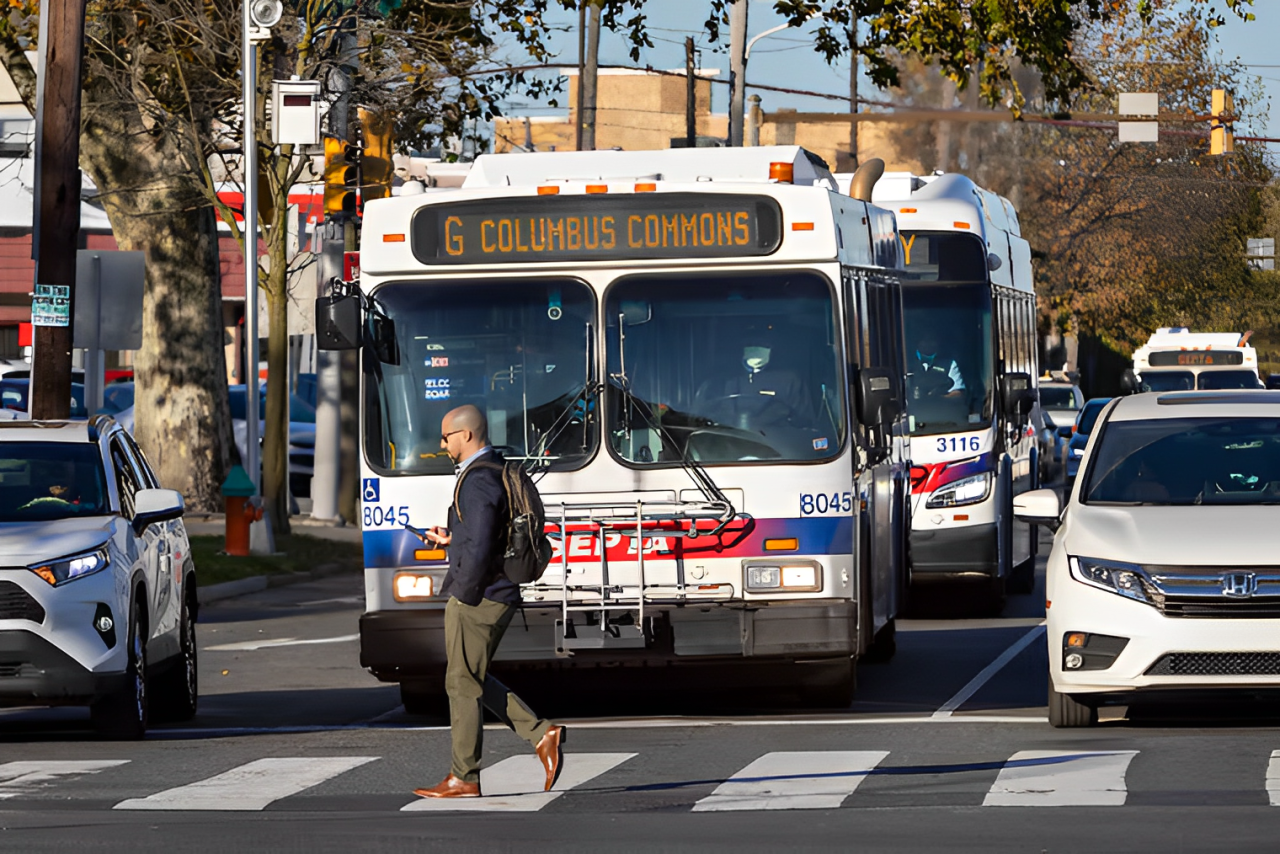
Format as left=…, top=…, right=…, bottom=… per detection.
left=844, top=266, right=907, bottom=651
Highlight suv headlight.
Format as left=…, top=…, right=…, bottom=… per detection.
left=926, top=472, right=992, bottom=508
left=29, top=547, right=110, bottom=586
left=1068, top=556, right=1153, bottom=605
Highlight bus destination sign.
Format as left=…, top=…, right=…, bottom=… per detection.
left=410, top=193, right=782, bottom=265
left=1148, top=350, right=1244, bottom=367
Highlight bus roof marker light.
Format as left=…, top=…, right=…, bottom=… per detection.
left=791, top=222, right=814, bottom=232
left=768, top=162, right=794, bottom=183
left=585, top=184, right=608, bottom=194
left=635, top=183, right=657, bottom=192
left=899, top=207, right=917, bottom=214
left=537, top=186, right=560, bottom=195
left=383, top=233, right=405, bottom=242
left=954, top=221, right=971, bottom=229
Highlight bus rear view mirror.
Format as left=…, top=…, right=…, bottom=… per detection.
left=1120, top=369, right=1139, bottom=395
left=367, top=313, right=401, bottom=365
left=857, top=367, right=901, bottom=426
left=1001, top=372, right=1034, bottom=417
left=316, top=295, right=360, bottom=351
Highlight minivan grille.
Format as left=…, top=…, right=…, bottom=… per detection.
left=1146, top=652, right=1280, bottom=677
left=1158, top=597, right=1280, bottom=619
left=0, top=580, right=44, bottom=623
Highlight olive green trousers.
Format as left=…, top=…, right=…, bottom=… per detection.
left=444, top=596, right=550, bottom=783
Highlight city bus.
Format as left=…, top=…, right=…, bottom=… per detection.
left=1126, top=328, right=1262, bottom=391
left=318, top=146, right=911, bottom=709
left=870, top=173, right=1039, bottom=610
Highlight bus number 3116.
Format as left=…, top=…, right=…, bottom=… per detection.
left=937, top=436, right=981, bottom=453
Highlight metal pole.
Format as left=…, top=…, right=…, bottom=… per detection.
left=685, top=37, right=696, bottom=148
left=848, top=24, right=858, bottom=169
left=574, top=1, right=586, bottom=151
left=581, top=2, right=600, bottom=151
left=242, top=3, right=261, bottom=492
left=747, top=94, right=761, bottom=147
left=727, top=0, right=748, bottom=147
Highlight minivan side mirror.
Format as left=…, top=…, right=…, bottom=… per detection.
left=133, top=487, right=184, bottom=535
left=856, top=367, right=902, bottom=426
left=1000, top=372, right=1035, bottom=418
left=1013, top=487, right=1061, bottom=531
left=316, top=294, right=361, bottom=351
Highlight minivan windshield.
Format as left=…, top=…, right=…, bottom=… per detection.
left=1083, top=417, right=1280, bottom=505
left=0, top=442, right=110, bottom=522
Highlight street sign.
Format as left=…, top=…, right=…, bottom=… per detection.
left=31, top=283, right=70, bottom=326
left=73, top=250, right=145, bottom=351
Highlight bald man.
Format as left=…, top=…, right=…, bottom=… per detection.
left=414, top=404, right=565, bottom=800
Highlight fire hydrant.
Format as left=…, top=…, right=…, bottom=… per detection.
left=221, top=465, right=261, bottom=556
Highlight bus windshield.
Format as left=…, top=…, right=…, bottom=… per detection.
left=902, top=282, right=993, bottom=436
left=363, top=279, right=597, bottom=475
left=1138, top=371, right=1194, bottom=392
left=1198, top=370, right=1262, bottom=390
left=605, top=272, right=844, bottom=465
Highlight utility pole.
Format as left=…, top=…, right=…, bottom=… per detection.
left=581, top=2, right=600, bottom=151
left=727, top=0, right=748, bottom=147
left=29, top=0, right=87, bottom=419
left=574, top=1, right=586, bottom=151
left=848, top=24, right=858, bottom=169
left=685, top=37, right=697, bottom=148
left=241, top=0, right=262, bottom=494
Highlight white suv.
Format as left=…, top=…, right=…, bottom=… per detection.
left=0, top=417, right=197, bottom=738
left=1016, top=391, right=1280, bottom=726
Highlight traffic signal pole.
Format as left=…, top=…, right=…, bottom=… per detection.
left=29, top=0, right=87, bottom=420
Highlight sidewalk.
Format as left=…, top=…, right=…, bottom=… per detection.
left=184, top=513, right=363, bottom=544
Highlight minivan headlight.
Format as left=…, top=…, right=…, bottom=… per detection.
left=926, top=472, right=993, bottom=508
left=1068, top=556, right=1153, bottom=605
left=29, top=547, right=110, bottom=586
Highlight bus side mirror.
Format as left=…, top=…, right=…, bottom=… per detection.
left=316, top=295, right=360, bottom=351
left=857, top=367, right=901, bottom=426
left=1120, top=369, right=1139, bottom=395
left=367, top=313, right=401, bottom=365
left=1000, top=372, right=1034, bottom=417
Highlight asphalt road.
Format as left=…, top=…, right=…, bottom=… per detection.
left=6, top=529, right=1280, bottom=852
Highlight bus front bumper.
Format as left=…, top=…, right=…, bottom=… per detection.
left=360, top=600, right=858, bottom=682
left=910, top=523, right=998, bottom=580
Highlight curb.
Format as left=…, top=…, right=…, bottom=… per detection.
left=197, top=562, right=356, bottom=606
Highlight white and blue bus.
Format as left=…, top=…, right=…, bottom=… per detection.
left=870, top=173, right=1040, bottom=611
left=320, top=147, right=911, bottom=709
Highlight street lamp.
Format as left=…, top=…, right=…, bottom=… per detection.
left=744, top=23, right=793, bottom=62
left=732, top=14, right=814, bottom=146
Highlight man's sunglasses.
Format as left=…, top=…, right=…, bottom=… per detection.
left=440, top=429, right=465, bottom=443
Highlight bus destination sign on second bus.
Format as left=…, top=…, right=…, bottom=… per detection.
left=1148, top=350, right=1244, bottom=367
left=411, top=193, right=782, bottom=265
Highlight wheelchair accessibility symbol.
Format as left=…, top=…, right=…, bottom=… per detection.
left=362, top=478, right=380, bottom=503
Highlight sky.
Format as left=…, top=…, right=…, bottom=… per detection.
left=492, top=0, right=1280, bottom=153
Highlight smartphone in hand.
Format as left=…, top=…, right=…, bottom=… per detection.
left=405, top=523, right=448, bottom=545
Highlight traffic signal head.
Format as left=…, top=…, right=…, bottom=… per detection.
left=1210, top=88, right=1234, bottom=156
left=358, top=107, right=394, bottom=205
left=323, top=136, right=359, bottom=216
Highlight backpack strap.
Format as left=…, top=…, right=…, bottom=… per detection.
left=453, top=460, right=507, bottom=522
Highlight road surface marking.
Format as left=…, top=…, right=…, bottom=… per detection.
left=1267, top=750, right=1280, bottom=805
left=933, top=624, right=1046, bottom=718
left=691, top=751, right=889, bottom=812
left=983, top=750, right=1137, bottom=806
left=204, top=633, right=359, bottom=651
left=113, top=757, right=377, bottom=810
left=402, top=753, right=635, bottom=812
left=0, top=761, right=129, bottom=799
left=296, top=595, right=365, bottom=606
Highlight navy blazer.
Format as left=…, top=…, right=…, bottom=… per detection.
left=440, top=451, right=520, bottom=607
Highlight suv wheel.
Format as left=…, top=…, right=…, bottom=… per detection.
left=91, top=603, right=148, bottom=740
left=152, top=592, right=198, bottom=723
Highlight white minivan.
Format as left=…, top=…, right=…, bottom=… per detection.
left=1016, top=391, right=1280, bottom=726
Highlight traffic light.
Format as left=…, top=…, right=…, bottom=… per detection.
left=323, top=136, right=359, bottom=216
left=1210, top=88, right=1234, bottom=156
left=359, top=107, right=394, bottom=205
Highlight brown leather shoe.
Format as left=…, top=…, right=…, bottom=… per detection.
left=413, top=774, right=480, bottom=799
left=535, top=725, right=565, bottom=792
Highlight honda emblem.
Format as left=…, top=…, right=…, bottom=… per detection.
left=1222, top=572, right=1258, bottom=598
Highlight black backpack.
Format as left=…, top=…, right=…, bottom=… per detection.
left=457, top=460, right=553, bottom=584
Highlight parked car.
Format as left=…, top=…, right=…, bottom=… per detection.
left=0, top=378, right=89, bottom=419
left=99, top=382, right=135, bottom=416
left=1015, top=390, right=1280, bottom=726
left=0, top=416, right=198, bottom=738
left=1065, top=397, right=1113, bottom=485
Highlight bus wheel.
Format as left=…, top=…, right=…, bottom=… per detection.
left=798, top=658, right=855, bottom=709
left=1048, top=682, right=1097, bottom=728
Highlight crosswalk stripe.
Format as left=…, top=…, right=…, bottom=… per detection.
left=0, top=760, right=130, bottom=799
left=1266, top=750, right=1280, bottom=806
left=983, top=750, right=1138, bottom=806
left=402, top=753, right=635, bottom=812
left=691, top=751, right=890, bottom=812
left=113, top=757, right=378, bottom=811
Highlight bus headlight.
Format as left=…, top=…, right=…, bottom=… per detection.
left=393, top=572, right=435, bottom=601
left=925, top=472, right=992, bottom=508
left=744, top=561, right=821, bottom=592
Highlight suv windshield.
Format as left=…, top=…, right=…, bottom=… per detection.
left=1198, top=370, right=1262, bottom=390
left=1040, top=386, right=1079, bottom=409
left=902, top=282, right=993, bottom=436
left=0, top=442, right=110, bottom=522
left=605, top=272, right=844, bottom=465
left=364, top=279, right=597, bottom=474
left=1138, top=371, right=1194, bottom=392
left=1083, top=417, right=1280, bottom=505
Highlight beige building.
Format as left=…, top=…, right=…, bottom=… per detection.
left=495, top=68, right=925, bottom=176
